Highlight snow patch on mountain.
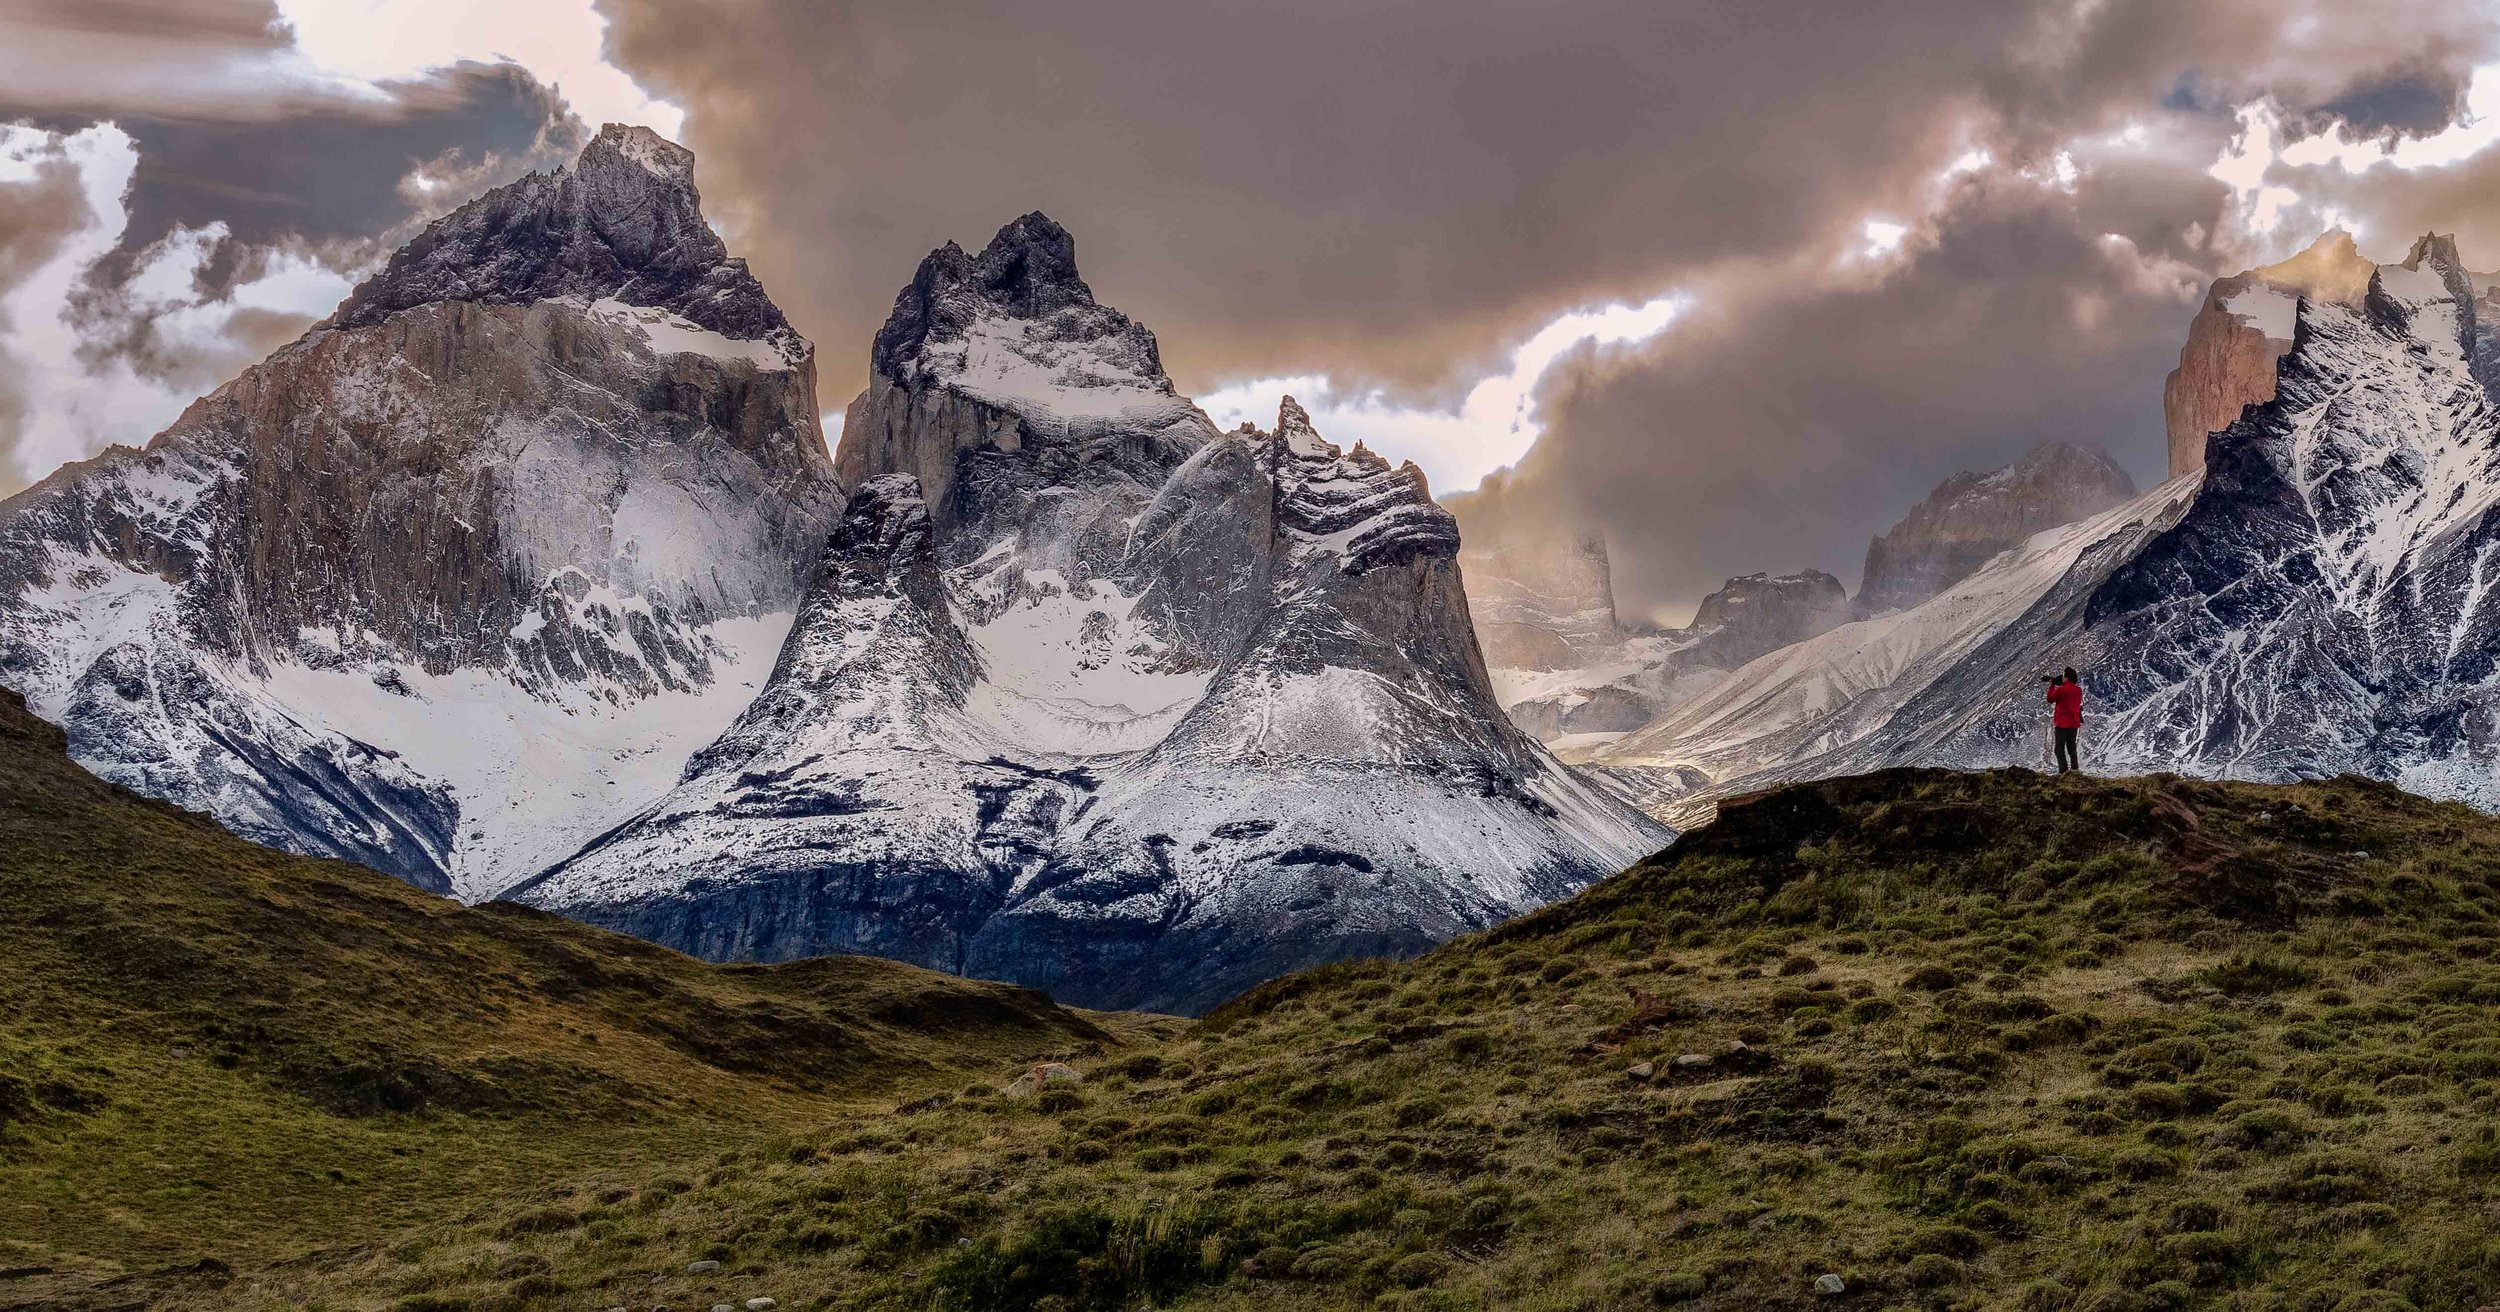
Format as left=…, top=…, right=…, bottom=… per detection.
left=2223, top=285, right=2300, bottom=342
left=584, top=297, right=799, bottom=370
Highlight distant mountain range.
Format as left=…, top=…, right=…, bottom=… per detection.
left=1460, top=440, right=2138, bottom=751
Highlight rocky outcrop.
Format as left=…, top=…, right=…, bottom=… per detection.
left=1460, top=534, right=1620, bottom=671
left=517, top=217, right=1669, bottom=1013
left=2161, top=229, right=2376, bottom=478
left=1684, top=570, right=1853, bottom=667
left=329, top=125, right=794, bottom=344
left=1857, top=442, right=2137, bottom=615
left=0, top=126, right=840, bottom=895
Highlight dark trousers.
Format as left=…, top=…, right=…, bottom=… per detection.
left=2054, top=726, right=2079, bottom=774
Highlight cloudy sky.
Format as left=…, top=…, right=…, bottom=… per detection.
left=5, top=1, right=2500, bottom=618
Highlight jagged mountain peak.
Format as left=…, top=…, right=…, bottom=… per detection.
left=871, top=210, right=1160, bottom=385
left=579, top=122, right=695, bottom=183
left=2402, top=230, right=2465, bottom=273
left=2252, top=227, right=2378, bottom=305
left=2163, top=227, right=2382, bottom=477
left=969, top=211, right=1091, bottom=317
left=327, top=125, right=788, bottom=341
left=0, top=114, right=837, bottom=897
left=1263, top=397, right=1459, bottom=579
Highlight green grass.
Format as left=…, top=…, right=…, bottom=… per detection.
left=0, top=689, right=1152, bottom=1308
left=14, top=676, right=2500, bottom=1310
left=187, top=767, right=2500, bottom=1311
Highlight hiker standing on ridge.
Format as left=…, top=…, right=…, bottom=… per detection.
left=2043, top=667, right=2083, bottom=774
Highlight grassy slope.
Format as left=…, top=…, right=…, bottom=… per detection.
left=208, top=766, right=2500, bottom=1312
left=0, top=690, right=1153, bottom=1309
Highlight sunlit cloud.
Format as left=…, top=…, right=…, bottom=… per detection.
left=1198, top=291, right=1688, bottom=493
left=2209, top=103, right=2307, bottom=237
left=274, top=0, right=684, bottom=134
left=1861, top=219, right=1911, bottom=258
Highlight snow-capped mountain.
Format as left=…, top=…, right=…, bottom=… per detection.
left=515, top=215, right=1667, bottom=1012
left=0, top=125, right=841, bottom=895
left=1590, top=232, right=2500, bottom=825
left=1857, top=441, right=2136, bottom=615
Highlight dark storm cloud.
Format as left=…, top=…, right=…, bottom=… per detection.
left=1459, top=172, right=2212, bottom=620
left=2297, top=69, right=2474, bottom=142
left=86, top=63, right=582, bottom=264
left=595, top=0, right=2497, bottom=391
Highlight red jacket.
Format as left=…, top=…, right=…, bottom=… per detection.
left=2046, top=680, right=2083, bottom=729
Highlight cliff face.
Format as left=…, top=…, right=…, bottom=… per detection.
left=2161, top=229, right=2377, bottom=478
left=1682, top=570, right=1853, bottom=668
left=1458, top=535, right=1620, bottom=672
left=1858, top=441, right=2137, bottom=615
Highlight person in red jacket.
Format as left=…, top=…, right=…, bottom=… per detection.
left=2044, top=667, right=2083, bottom=773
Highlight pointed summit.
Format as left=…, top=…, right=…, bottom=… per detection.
left=329, top=125, right=788, bottom=341
left=2251, top=228, right=2376, bottom=305
left=969, top=211, right=1091, bottom=317
left=2404, top=231, right=2464, bottom=273
left=578, top=122, right=694, bottom=184
left=870, top=210, right=1147, bottom=380
left=1275, top=394, right=1318, bottom=439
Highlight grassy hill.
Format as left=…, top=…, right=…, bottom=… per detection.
left=190, top=765, right=2500, bottom=1311
left=0, top=689, right=1148, bottom=1309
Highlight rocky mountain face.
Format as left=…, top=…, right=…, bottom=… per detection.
left=1683, top=570, right=1854, bottom=666
left=515, top=216, right=1668, bottom=1013
left=0, top=125, right=841, bottom=895
left=1589, top=232, right=2500, bottom=826
left=1857, top=441, right=2137, bottom=615
left=2161, top=229, right=2376, bottom=478
left=1459, top=534, right=1621, bottom=671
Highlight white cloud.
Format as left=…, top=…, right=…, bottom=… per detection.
left=274, top=0, right=684, bottom=135
left=1199, top=291, right=1687, bottom=493
left=2209, top=102, right=2306, bottom=237
left=2208, top=61, right=2500, bottom=250
left=0, top=123, right=362, bottom=487
left=1861, top=219, right=1911, bottom=257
